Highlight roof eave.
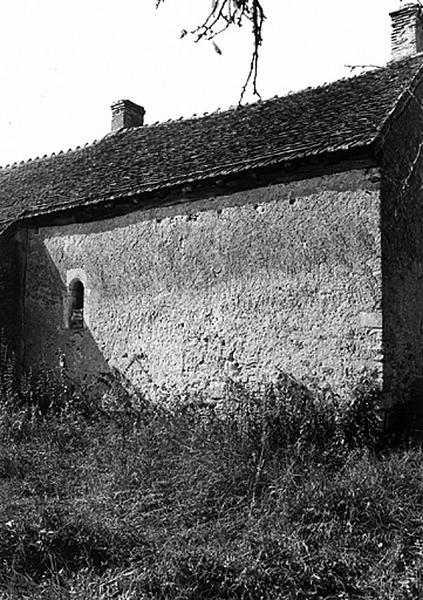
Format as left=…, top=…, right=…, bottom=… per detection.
left=6, top=145, right=377, bottom=231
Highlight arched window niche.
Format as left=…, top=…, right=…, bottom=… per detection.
left=68, top=278, right=84, bottom=330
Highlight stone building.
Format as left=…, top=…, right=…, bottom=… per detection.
left=0, top=4, right=423, bottom=405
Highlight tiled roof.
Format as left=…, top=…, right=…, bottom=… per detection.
left=0, top=54, right=422, bottom=226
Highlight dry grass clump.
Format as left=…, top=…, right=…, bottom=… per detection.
left=0, top=363, right=422, bottom=599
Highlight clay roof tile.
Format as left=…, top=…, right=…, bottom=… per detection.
left=0, top=55, right=422, bottom=224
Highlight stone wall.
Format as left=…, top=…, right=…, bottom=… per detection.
left=380, top=75, right=423, bottom=408
left=23, top=169, right=382, bottom=398
left=0, top=230, right=20, bottom=359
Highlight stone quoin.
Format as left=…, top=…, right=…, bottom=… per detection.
left=0, top=3, right=423, bottom=409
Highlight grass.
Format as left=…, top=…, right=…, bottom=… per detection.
left=0, top=370, right=423, bottom=598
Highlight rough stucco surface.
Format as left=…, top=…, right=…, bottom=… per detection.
left=0, top=235, right=19, bottom=353
left=380, top=76, right=423, bottom=408
left=23, top=169, right=382, bottom=398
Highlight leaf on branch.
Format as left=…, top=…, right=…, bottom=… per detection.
left=180, top=29, right=188, bottom=39
left=212, top=41, right=223, bottom=55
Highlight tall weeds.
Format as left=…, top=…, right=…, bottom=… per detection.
left=0, top=345, right=421, bottom=599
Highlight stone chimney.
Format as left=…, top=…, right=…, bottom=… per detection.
left=390, top=2, right=423, bottom=60
left=111, top=99, right=145, bottom=132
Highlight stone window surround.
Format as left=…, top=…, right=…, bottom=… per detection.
left=64, top=268, right=90, bottom=329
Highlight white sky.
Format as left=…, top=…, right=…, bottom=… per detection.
left=0, top=0, right=401, bottom=166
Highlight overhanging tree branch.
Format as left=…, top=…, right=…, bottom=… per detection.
left=156, top=0, right=266, bottom=103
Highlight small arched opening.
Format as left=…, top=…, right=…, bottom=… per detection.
left=68, top=278, right=84, bottom=329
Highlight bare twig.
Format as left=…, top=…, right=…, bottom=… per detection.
left=156, top=0, right=266, bottom=103
left=344, top=64, right=382, bottom=73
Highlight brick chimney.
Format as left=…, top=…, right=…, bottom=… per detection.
left=111, top=99, right=145, bottom=131
left=390, top=2, right=423, bottom=60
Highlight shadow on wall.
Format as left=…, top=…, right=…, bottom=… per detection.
left=0, top=233, right=20, bottom=352
left=380, top=148, right=423, bottom=415
left=22, top=236, right=252, bottom=403
left=23, top=237, right=117, bottom=398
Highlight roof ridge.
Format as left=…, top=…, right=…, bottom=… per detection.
left=2, top=54, right=421, bottom=170
left=107, top=55, right=423, bottom=137
left=0, top=138, right=102, bottom=170
left=0, top=51, right=421, bottom=228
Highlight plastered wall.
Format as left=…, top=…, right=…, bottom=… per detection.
left=0, top=233, right=19, bottom=356
left=380, top=76, right=423, bottom=408
left=23, top=169, right=382, bottom=398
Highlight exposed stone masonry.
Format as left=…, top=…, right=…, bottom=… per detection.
left=390, top=3, right=423, bottom=61
left=111, top=99, right=145, bottom=132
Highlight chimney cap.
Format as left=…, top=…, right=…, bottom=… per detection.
left=390, top=2, right=422, bottom=17
left=111, top=98, right=145, bottom=111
